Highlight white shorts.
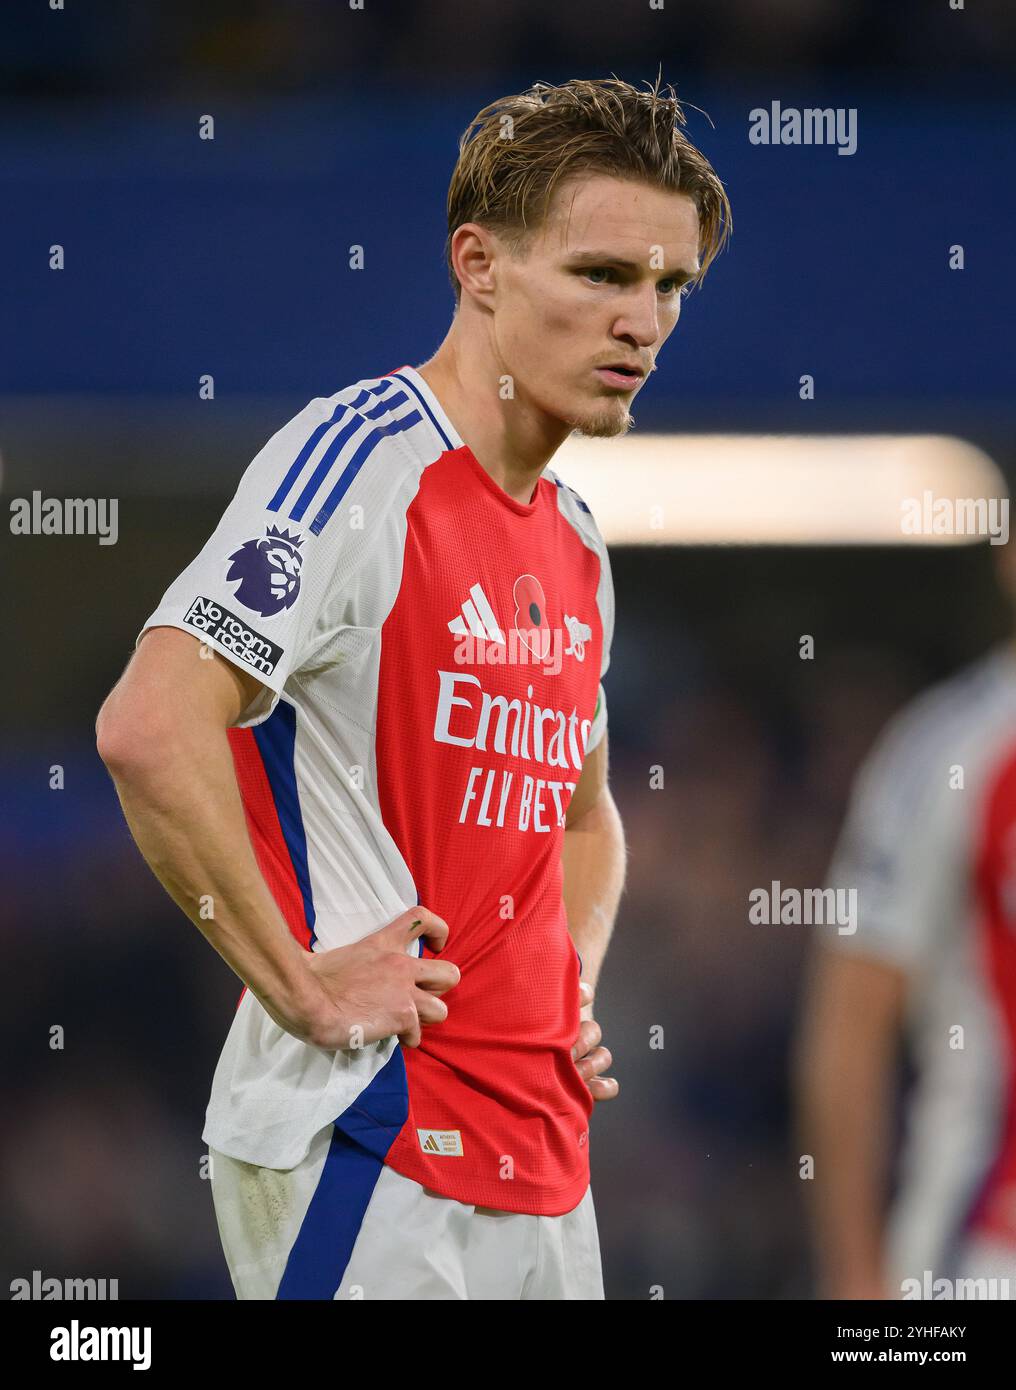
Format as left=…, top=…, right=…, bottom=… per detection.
left=208, top=1122, right=605, bottom=1300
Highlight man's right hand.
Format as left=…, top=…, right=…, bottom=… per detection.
left=271, top=907, right=459, bottom=1051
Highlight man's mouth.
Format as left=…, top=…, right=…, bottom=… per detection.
left=594, top=366, right=644, bottom=394
left=595, top=364, right=644, bottom=390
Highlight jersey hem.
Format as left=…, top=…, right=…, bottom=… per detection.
left=381, top=1149, right=591, bottom=1218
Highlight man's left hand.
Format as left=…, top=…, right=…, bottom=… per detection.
left=572, top=981, right=619, bottom=1101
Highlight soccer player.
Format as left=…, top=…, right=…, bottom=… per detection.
left=797, top=546, right=1016, bottom=1299
left=96, top=76, right=730, bottom=1300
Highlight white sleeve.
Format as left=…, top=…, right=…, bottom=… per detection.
left=825, top=706, right=961, bottom=968
left=585, top=537, right=614, bottom=755
left=138, top=397, right=369, bottom=727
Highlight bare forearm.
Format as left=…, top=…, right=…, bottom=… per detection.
left=800, top=1063, right=892, bottom=1290
left=101, top=719, right=328, bottom=1033
left=562, top=790, right=626, bottom=989
left=795, top=958, right=901, bottom=1296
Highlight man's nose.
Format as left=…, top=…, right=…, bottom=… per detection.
left=614, top=285, right=660, bottom=348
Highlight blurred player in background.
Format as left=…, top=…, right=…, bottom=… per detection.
left=96, top=77, right=730, bottom=1299
left=797, top=538, right=1016, bottom=1299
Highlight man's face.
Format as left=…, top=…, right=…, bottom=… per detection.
left=491, top=174, right=702, bottom=439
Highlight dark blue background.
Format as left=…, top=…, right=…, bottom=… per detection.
left=3, top=90, right=1013, bottom=435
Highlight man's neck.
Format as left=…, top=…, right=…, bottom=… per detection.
left=415, top=328, right=570, bottom=507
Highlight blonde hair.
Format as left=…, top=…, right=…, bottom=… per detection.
left=445, top=75, right=732, bottom=301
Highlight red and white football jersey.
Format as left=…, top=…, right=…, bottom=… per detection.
left=826, top=644, right=1016, bottom=1278
left=139, top=365, right=613, bottom=1215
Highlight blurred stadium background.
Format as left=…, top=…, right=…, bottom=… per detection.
left=2, top=0, right=1015, bottom=1298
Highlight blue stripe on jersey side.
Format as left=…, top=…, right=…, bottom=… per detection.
left=250, top=700, right=318, bottom=949
left=308, top=409, right=423, bottom=536
left=391, top=371, right=454, bottom=451
left=942, top=1119, right=1009, bottom=1279
left=275, top=1047, right=410, bottom=1300
left=940, top=1203, right=979, bottom=1285
left=267, top=383, right=394, bottom=514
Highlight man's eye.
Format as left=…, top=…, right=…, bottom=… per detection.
left=583, top=267, right=613, bottom=284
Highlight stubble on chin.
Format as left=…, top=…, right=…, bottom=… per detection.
left=568, top=403, right=635, bottom=440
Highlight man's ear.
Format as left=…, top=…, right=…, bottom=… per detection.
left=449, top=222, right=499, bottom=307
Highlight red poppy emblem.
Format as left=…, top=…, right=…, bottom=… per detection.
left=513, top=573, right=551, bottom=660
